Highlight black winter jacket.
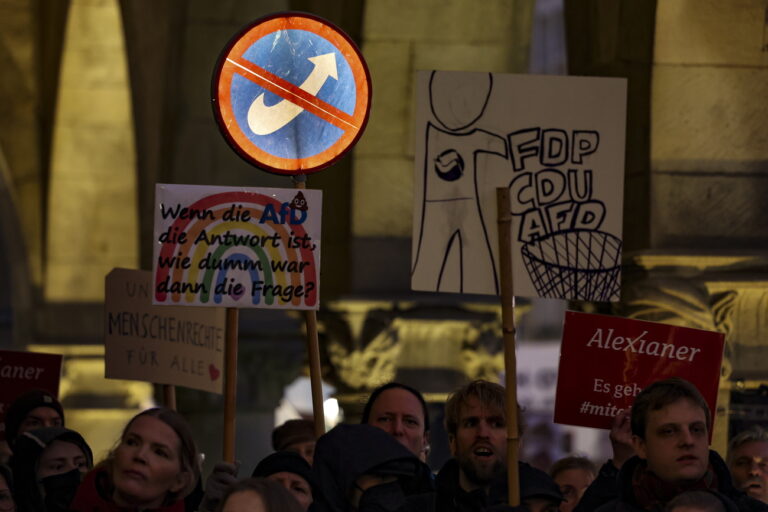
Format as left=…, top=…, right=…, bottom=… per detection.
left=433, top=458, right=561, bottom=512
left=594, top=451, right=768, bottom=512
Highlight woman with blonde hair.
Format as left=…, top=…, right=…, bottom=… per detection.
left=70, top=407, right=200, bottom=512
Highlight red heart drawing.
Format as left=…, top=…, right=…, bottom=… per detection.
left=209, top=364, right=221, bottom=381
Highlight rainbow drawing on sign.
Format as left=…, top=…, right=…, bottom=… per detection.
left=155, top=191, right=318, bottom=308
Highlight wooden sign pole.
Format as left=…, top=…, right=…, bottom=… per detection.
left=162, top=384, right=177, bottom=411
left=293, top=175, right=326, bottom=438
left=223, top=307, right=239, bottom=462
left=497, top=187, right=520, bottom=507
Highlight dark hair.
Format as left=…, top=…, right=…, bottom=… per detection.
left=665, top=491, right=726, bottom=512
left=361, top=382, right=430, bottom=432
left=630, top=378, right=711, bottom=439
left=728, top=425, right=768, bottom=464
left=549, top=456, right=597, bottom=480
left=444, top=380, right=506, bottom=436
left=110, top=407, right=200, bottom=502
left=218, top=477, right=304, bottom=512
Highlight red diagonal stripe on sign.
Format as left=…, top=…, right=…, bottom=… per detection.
left=225, top=57, right=358, bottom=132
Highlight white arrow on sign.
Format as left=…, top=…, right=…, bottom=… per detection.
left=246, top=53, right=338, bottom=136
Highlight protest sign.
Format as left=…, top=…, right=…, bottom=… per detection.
left=0, top=350, right=62, bottom=440
left=211, top=12, right=371, bottom=175
left=554, top=311, right=725, bottom=429
left=105, top=268, right=226, bottom=394
left=411, top=71, right=627, bottom=301
left=152, top=184, right=322, bottom=310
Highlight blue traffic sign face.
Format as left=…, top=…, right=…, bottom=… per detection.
left=212, top=13, right=372, bottom=175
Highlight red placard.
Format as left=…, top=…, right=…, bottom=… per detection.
left=554, top=311, right=724, bottom=430
left=0, top=350, right=63, bottom=440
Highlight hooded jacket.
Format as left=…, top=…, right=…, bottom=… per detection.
left=10, top=426, right=92, bottom=512
left=310, top=424, right=433, bottom=512
left=594, top=451, right=768, bottom=512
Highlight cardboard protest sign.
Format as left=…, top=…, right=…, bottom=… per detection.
left=411, top=71, right=627, bottom=301
left=152, top=184, right=322, bottom=310
left=106, top=268, right=226, bottom=394
left=0, top=350, right=62, bottom=440
left=554, top=311, right=725, bottom=430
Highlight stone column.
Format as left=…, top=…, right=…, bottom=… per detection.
left=565, top=0, right=768, bottom=450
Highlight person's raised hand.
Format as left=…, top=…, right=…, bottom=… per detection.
left=609, top=409, right=635, bottom=469
left=201, top=460, right=240, bottom=512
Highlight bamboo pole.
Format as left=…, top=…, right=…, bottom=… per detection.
left=293, top=175, right=325, bottom=437
left=162, top=384, right=176, bottom=411
left=497, top=187, right=520, bottom=507
left=223, top=307, right=239, bottom=462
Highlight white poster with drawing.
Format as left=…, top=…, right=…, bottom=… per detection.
left=411, top=71, right=627, bottom=301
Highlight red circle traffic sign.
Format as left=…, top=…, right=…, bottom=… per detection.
left=212, top=12, right=372, bottom=175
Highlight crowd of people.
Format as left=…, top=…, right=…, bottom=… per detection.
left=0, top=378, right=765, bottom=512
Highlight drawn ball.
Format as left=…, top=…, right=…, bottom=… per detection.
left=434, top=149, right=464, bottom=181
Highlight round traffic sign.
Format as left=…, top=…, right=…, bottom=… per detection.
left=212, top=12, right=372, bottom=175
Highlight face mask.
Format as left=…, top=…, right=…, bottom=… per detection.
left=40, top=468, right=83, bottom=512
left=357, top=480, right=406, bottom=512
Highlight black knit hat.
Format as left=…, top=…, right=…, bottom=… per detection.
left=520, top=462, right=564, bottom=503
left=4, top=389, right=64, bottom=444
left=252, top=451, right=316, bottom=492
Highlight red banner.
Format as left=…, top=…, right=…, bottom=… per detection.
left=0, top=350, right=63, bottom=440
left=554, top=311, right=724, bottom=430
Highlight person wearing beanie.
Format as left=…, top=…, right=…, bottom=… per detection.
left=10, top=426, right=93, bottom=512
left=272, top=419, right=316, bottom=465
left=201, top=420, right=317, bottom=512
left=252, top=451, right=316, bottom=511
left=3, top=389, right=64, bottom=448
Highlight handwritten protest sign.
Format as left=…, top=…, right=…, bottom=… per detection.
left=152, top=184, right=322, bottom=310
left=106, top=268, right=226, bottom=394
left=554, top=311, right=725, bottom=429
left=411, top=71, right=627, bottom=301
left=0, top=350, right=62, bottom=440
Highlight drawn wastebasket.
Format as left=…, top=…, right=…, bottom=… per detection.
left=521, top=230, right=622, bottom=301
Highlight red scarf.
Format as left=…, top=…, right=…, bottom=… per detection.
left=70, top=468, right=185, bottom=512
left=631, top=461, right=718, bottom=511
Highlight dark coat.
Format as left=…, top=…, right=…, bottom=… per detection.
left=309, top=424, right=433, bottom=512
left=594, top=451, right=768, bottom=512
left=573, top=460, right=621, bottom=512
left=433, top=458, right=561, bottom=512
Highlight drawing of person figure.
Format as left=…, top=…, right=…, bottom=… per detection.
left=411, top=71, right=508, bottom=294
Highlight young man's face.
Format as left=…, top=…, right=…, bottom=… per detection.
left=19, top=406, right=63, bottom=435
left=449, top=395, right=507, bottom=491
left=729, top=440, right=768, bottom=504
left=632, top=398, right=709, bottom=483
